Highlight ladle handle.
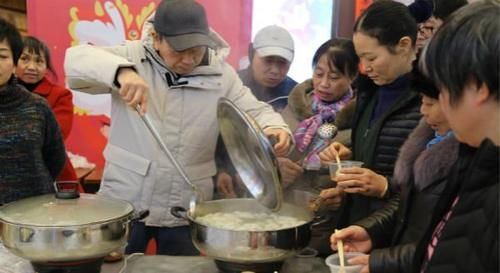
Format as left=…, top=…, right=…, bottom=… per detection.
left=268, top=135, right=278, bottom=146
left=170, top=206, right=189, bottom=220
left=135, top=105, right=196, bottom=191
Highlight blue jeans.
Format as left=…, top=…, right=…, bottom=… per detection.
left=125, top=222, right=199, bottom=255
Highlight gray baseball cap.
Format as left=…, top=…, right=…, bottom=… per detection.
left=152, top=0, right=216, bottom=51
left=253, top=25, right=294, bottom=62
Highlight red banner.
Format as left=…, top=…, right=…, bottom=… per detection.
left=355, top=0, right=373, bottom=18
left=27, top=0, right=252, bottom=86
left=27, top=0, right=252, bottom=168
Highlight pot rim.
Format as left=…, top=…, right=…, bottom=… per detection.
left=189, top=210, right=313, bottom=232
left=0, top=210, right=134, bottom=228
left=173, top=199, right=314, bottom=232
left=0, top=193, right=135, bottom=227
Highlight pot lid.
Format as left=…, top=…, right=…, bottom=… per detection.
left=217, top=98, right=283, bottom=211
left=0, top=193, right=134, bottom=226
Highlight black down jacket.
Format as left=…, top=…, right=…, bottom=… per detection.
left=414, top=139, right=499, bottom=273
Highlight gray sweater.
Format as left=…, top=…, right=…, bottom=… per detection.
left=0, top=81, right=66, bottom=204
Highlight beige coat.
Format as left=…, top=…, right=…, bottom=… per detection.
left=64, top=37, right=290, bottom=227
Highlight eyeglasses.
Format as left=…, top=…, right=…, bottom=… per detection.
left=419, top=24, right=434, bottom=33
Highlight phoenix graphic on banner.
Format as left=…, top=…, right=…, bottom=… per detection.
left=27, top=0, right=251, bottom=168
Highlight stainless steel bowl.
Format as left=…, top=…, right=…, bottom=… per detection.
left=171, top=198, right=313, bottom=263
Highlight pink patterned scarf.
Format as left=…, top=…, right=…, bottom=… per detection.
left=294, top=89, right=353, bottom=169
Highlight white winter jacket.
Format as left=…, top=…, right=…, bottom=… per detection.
left=64, top=35, right=290, bottom=226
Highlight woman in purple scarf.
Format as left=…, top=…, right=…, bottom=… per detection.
left=278, top=38, right=359, bottom=255
left=280, top=38, right=358, bottom=189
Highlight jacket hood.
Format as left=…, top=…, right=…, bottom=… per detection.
left=140, top=10, right=229, bottom=59
left=139, top=14, right=230, bottom=77
left=287, top=79, right=356, bottom=130
left=393, top=118, right=459, bottom=191
left=207, top=28, right=230, bottom=58
left=140, top=31, right=228, bottom=79
left=287, top=79, right=314, bottom=121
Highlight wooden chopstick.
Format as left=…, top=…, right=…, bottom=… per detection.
left=335, top=153, right=342, bottom=177
left=308, top=196, right=323, bottom=212
left=335, top=229, right=346, bottom=273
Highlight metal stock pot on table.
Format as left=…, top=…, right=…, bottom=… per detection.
left=130, top=98, right=318, bottom=272
left=0, top=183, right=138, bottom=265
left=167, top=98, right=316, bottom=272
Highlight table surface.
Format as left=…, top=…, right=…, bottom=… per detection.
left=101, top=255, right=330, bottom=273
left=0, top=243, right=330, bottom=273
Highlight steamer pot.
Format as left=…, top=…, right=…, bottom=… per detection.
left=0, top=185, right=137, bottom=262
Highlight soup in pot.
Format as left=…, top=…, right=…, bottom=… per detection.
left=196, top=211, right=306, bottom=231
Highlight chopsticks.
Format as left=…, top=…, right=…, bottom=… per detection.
left=308, top=196, right=324, bottom=212
left=310, top=152, right=342, bottom=213
left=335, top=229, right=346, bottom=273
left=335, top=153, right=342, bottom=177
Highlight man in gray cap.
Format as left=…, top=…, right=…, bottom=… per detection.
left=239, top=25, right=297, bottom=113
left=65, top=0, right=292, bottom=255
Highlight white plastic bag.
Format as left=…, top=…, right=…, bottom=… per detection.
left=0, top=243, right=34, bottom=273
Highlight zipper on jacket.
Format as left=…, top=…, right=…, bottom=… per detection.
left=364, top=128, right=370, bottom=138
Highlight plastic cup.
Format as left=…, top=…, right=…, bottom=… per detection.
left=295, top=247, right=318, bottom=258
left=325, top=252, right=364, bottom=273
left=283, top=189, right=319, bottom=208
left=328, top=161, right=363, bottom=181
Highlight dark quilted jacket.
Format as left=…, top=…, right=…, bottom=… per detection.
left=338, top=74, right=422, bottom=227
left=414, top=139, right=499, bottom=273
left=354, top=120, right=460, bottom=273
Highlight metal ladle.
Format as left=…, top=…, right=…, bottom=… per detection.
left=306, top=123, right=338, bottom=212
left=317, top=123, right=338, bottom=140
left=135, top=106, right=202, bottom=217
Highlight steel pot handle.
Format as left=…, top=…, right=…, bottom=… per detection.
left=132, top=210, right=150, bottom=222
left=54, top=181, right=80, bottom=199
left=310, top=214, right=333, bottom=229
left=170, top=206, right=189, bottom=220
left=19, top=227, right=35, bottom=242
left=121, top=210, right=150, bottom=228
left=122, top=210, right=149, bottom=225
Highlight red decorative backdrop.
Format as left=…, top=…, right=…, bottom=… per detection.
left=27, top=0, right=252, bottom=167
left=355, top=0, right=373, bottom=18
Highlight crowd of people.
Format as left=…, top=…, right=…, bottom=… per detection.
left=0, top=0, right=497, bottom=272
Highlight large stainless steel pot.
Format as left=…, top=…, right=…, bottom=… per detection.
left=141, top=96, right=318, bottom=264
left=165, top=98, right=316, bottom=265
left=171, top=198, right=314, bottom=263
left=0, top=186, right=137, bottom=262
